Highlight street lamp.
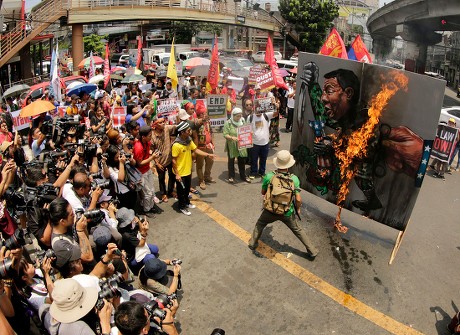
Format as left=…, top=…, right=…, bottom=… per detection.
left=252, top=3, right=287, bottom=59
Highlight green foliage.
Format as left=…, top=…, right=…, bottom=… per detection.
left=83, top=34, right=108, bottom=56
left=169, top=21, right=223, bottom=44
left=279, top=0, right=339, bottom=52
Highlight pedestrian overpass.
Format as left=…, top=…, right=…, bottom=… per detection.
left=0, top=0, right=282, bottom=69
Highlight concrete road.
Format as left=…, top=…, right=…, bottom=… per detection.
left=145, top=89, right=460, bottom=335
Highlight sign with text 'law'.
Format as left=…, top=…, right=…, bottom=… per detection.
left=207, top=94, right=226, bottom=127
left=11, top=110, right=29, bottom=131
left=430, top=124, right=458, bottom=162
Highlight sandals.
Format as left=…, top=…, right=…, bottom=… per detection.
left=161, top=195, right=169, bottom=203
left=190, top=188, right=199, bottom=194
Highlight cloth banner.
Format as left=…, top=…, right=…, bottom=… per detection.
left=430, top=124, right=458, bottom=162
left=206, top=94, right=226, bottom=127
left=111, top=106, right=127, bottom=128
left=11, top=110, right=29, bottom=131
left=348, top=35, right=372, bottom=64
left=238, top=124, right=253, bottom=149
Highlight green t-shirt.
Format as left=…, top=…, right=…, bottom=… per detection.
left=262, top=171, right=301, bottom=217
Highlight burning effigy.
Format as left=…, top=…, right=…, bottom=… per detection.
left=290, top=53, right=445, bottom=234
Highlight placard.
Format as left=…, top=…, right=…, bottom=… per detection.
left=254, top=97, right=274, bottom=114
left=206, top=94, right=227, bottom=127
left=237, top=124, right=253, bottom=149
left=11, top=110, right=29, bottom=131
left=430, top=124, right=458, bottom=162
left=111, top=106, right=127, bottom=128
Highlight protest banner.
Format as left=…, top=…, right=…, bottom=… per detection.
left=111, top=106, right=127, bottom=128
left=206, top=94, right=226, bottom=127
left=254, top=69, right=275, bottom=92
left=157, top=98, right=178, bottom=124
left=249, top=65, right=266, bottom=85
left=254, top=97, right=274, bottom=114
left=237, top=124, right=253, bottom=149
left=430, top=124, right=458, bottom=162
left=11, top=110, right=29, bottom=131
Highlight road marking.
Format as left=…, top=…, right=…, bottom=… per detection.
left=193, top=198, right=424, bottom=335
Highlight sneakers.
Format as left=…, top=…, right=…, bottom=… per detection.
left=180, top=208, right=191, bottom=216
left=244, top=177, right=251, bottom=183
left=187, top=203, right=196, bottom=209
left=249, top=175, right=255, bottom=180
left=199, top=181, right=207, bottom=190
left=228, top=178, right=234, bottom=184
left=248, top=242, right=258, bottom=250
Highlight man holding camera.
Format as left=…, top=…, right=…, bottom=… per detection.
left=115, top=299, right=179, bottom=335
left=62, top=171, right=104, bottom=212
left=31, top=127, right=54, bottom=157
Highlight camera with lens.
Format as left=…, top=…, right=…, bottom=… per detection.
left=24, top=183, right=59, bottom=208
left=0, top=257, right=15, bottom=279
left=0, top=228, right=32, bottom=250
left=95, top=272, right=124, bottom=310
left=89, top=171, right=103, bottom=179
left=144, top=300, right=166, bottom=321
left=35, top=248, right=56, bottom=263
left=75, top=209, right=105, bottom=223
left=4, top=186, right=26, bottom=213
left=91, top=179, right=110, bottom=190
left=153, top=293, right=177, bottom=309
left=122, top=153, right=132, bottom=159
left=171, top=259, right=182, bottom=266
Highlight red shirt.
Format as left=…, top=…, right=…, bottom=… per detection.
left=133, top=140, right=151, bottom=174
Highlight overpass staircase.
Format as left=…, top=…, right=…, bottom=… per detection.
left=0, top=0, right=66, bottom=68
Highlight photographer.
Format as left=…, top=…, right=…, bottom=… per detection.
left=90, top=106, right=110, bottom=136
left=139, top=258, right=181, bottom=296
left=62, top=171, right=104, bottom=212
left=42, top=278, right=113, bottom=335
left=115, top=300, right=179, bottom=335
left=50, top=197, right=94, bottom=266
left=0, top=159, right=18, bottom=238
left=126, top=104, right=149, bottom=128
left=31, top=127, right=54, bottom=157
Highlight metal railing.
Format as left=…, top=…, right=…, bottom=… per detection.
left=0, top=0, right=66, bottom=67
left=68, top=0, right=278, bottom=25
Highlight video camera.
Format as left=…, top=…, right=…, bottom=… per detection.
left=4, top=183, right=58, bottom=215
left=41, top=115, right=86, bottom=146
left=144, top=300, right=166, bottom=321
left=95, top=272, right=125, bottom=310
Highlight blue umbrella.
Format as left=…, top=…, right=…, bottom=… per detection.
left=66, top=83, right=97, bottom=97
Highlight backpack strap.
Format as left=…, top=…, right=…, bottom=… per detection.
left=51, top=235, right=74, bottom=248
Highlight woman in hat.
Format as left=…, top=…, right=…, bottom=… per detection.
left=223, top=107, right=250, bottom=184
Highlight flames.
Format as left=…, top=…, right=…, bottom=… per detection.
left=333, top=71, right=409, bottom=233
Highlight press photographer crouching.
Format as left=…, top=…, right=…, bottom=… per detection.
left=115, top=298, right=179, bottom=335
left=139, top=258, right=182, bottom=296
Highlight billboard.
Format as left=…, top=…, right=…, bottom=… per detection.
left=290, top=53, right=445, bottom=231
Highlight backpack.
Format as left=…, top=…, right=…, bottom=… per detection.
left=263, top=173, right=295, bottom=215
left=124, top=163, right=143, bottom=192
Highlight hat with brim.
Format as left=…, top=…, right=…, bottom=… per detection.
left=273, top=150, right=295, bottom=169
left=50, top=278, right=98, bottom=323
left=97, top=189, right=112, bottom=203
left=116, top=207, right=135, bottom=229
left=0, top=141, right=13, bottom=154
left=143, top=258, right=167, bottom=280
left=178, top=109, right=190, bottom=121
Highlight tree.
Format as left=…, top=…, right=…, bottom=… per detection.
left=169, top=21, right=223, bottom=44
left=278, top=0, right=339, bottom=53
left=83, top=34, right=108, bottom=56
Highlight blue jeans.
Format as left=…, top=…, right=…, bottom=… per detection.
left=250, top=143, right=270, bottom=176
left=449, top=146, right=460, bottom=168
left=129, top=243, right=159, bottom=269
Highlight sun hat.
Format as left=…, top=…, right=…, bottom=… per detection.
left=178, top=109, right=190, bottom=121
left=49, top=278, right=98, bottom=323
left=273, top=150, right=296, bottom=170
left=97, top=189, right=112, bottom=203
left=143, top=258, right=167, bottom=280
left=0, top=141, right=13, bottom=155
left=53, top=241, right=82, bottom=269
left=116, top=207, right=135, bottom=229
left=176, top=121, right=190, bottom=133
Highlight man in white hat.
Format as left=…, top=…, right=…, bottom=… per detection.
left=248, top=150, right=318, bottom=259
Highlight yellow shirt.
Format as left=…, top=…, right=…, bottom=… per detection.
left=66, top=105, right=78, bottom=115
left=172, top=141, right=197, bottom=177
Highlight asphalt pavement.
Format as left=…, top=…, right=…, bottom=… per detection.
left=145, top=89, right=460, bottom=335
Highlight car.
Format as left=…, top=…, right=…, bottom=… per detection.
left=23, top=76, right=88, bottom=105
left=276, top=60, right=297, bottom=70
left=440, top=107, right=460, bottom=125
left=252, top=50, right=282, bottom=63
left=219, top=57, right=249, bottom=78
left=234, top=57, right=254, bottom=71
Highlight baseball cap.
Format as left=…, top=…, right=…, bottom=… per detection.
left=53, top=241, right=82, bottom=269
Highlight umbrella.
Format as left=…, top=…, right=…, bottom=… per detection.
left=20, top=100, right=56, bottom=117
left=277, top=68, right=290, bottom=77
left=288, top=67, right=297, bottom=74
left=78, top=56, right=105, bottom=69
left=110, top=74, right=124, bottom=81
left=190, top=65, right=210, bottom=77
left=67, top=83, right=97, bottom=97
left=111, top=66, right=126, bottom=74
left=183, top=57, right=210, bottom=69
left=3, top=84, right=30, bottom=99
left=121, top=74, right=145, bottom=83
left=89, top=74, right=105, bottom=84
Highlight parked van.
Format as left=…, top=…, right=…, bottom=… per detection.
left=178, top=51, right=200, bottom=61
left=152, top=53, right=171, bottom=66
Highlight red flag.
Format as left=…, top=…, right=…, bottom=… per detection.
left=264, top=35, right=288, bottom=90
left=207, top=36, right=219, bottom=91
left=350, top=35, right=372, bottom=63
left=103, top=43, right=110, bottom=89
left=20, top=0, right=25, bottom=31
left=136, top=36, right=142, bottom=69
left=319, top=28, right=348, bottom=59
